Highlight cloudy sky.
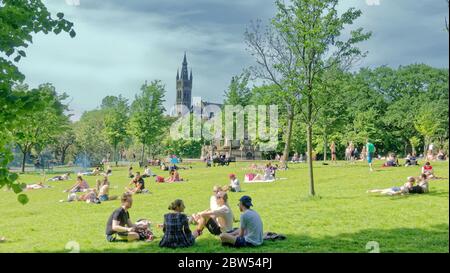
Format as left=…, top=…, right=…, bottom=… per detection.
left=17, top=0, right=449, bottom=120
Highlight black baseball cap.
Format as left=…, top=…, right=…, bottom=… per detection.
left=239, top=195, right=253, bottom=207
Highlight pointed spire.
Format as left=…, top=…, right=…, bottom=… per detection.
left=183, top=51, right=187, bottom=65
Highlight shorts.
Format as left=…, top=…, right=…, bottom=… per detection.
left=391, top=187, right=401, bottom=192
left=367, top=153, right=374, bottom=164
left=206, top=218, right=222, bottom=236
left=234, top=236, right=255, bottom=248
left=106, top=232, right=128, bottom=242
left=99, top=195, right=109, bottom=202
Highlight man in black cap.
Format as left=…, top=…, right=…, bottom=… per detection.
left=219, top=195, right=263, bottom=247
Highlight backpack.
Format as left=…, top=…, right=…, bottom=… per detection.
left=156, top=176, right=165, bottom=183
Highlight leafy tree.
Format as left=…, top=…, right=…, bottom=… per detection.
left=129, top=81, right=166, bottom=164
left=101, top=95, right=129, bottom=166
left=251, top=0, right=371, bottom=196
left=11, top=83, right=69, bottom=173
left=0, top=0, right=76, bottom=203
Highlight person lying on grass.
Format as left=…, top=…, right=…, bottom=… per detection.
left=125, top=172, right=145, bottom=194
left=79, top=167, right=100, bottom=176
left=24, top=182, right=52, bottom=190
left=165, top=169, right=184, bottom=182
left=97, top=177, right=118, bottom=201
left=105, top=193, right=139, bottom=242
left=48, top=172, right=71, bottom=182
left=159, top=199, right=196, bottom=248
left=367, top=176, right=415, bottom=196
left=219, top=195, right=264, bottom=248
left=192, top=191, right=236, bottom=237
left=409, top=173, right=429, bottom=194
left=64, top=175, right=89, bottom=193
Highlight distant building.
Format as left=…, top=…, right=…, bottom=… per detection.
left=172, top=53, right=261, bottom=160
left=175, top=52, right=193, bottom=116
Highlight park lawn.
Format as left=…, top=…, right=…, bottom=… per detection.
left=0, top=160, right=448, bottom=253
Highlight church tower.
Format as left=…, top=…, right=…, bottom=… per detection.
left=176, top=52, right=193, bottom=115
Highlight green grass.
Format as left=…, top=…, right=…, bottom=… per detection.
left=0, top=160, right=448, bottom=253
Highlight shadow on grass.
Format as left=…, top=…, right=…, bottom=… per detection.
left=45, top=224, right=448, bottom=253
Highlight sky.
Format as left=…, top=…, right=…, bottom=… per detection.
left=16, top=0, right=449, bottom=120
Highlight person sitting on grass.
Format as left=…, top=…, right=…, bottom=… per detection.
left=192, top=191, right=235, bottom=237
left=405, top=153, right=418, bottom=166
left=128, top=166, right=134, bottom=178
left=97, top=176, right=118, bottom=201
left=64, top=175, right=89, bottom=193
left=125, top=172, right=145, bottom=194
left=142, top=165, right=155, bottom=178
left=251, top=164, right=275, bottom=181
left=367, top=176, right=415, bottom=196
left=189, top=186, right=222, bottom=224
left=227, top=174, right=241, bottom=192
left=165, top=169, right=184, bottom=182
left=159, top=199, right=196, bottom=248
left=105, top=193, right=139, bottom=242
left=48, top=172, right=71, bottom=182
left=160, top=162, right=169, bottom=171
left=382, top=153, right=399, bottom=167
left=437, top=150, right=446, bottom=161
left=219, top=195, right=264, bottom=248
left=421, top=161, right=434, bottom=176
left=101, top=165, right=112, bottom=176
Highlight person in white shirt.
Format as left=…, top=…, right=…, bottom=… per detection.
left=193, top=191, right=235, bottom=237
left=228, top=174, right=241, bottom=192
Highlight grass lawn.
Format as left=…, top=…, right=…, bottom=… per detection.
left=0, top=160, right=448, bottom=253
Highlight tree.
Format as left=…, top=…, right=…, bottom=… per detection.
left=73, top=110, right=111, bottom=166
left=129, top=81, right=166, bottom=164
left=0, top=0, right=76, bottom=203
left=53, top=123, right=75, bottom=165
left=224, top=71, right=253, bottom=106
left=101, top=95, right=129, bottom=166
left=247, top=0, right=371, bottom=196
left=414, top=103, right=445, bottom=153
left=11, top=83, right=69, bottom=173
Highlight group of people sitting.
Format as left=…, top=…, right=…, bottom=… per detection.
left=245, top=163, right=276, bottom=182
left=105, top=187, right=264, bottom=248
left=368, top=161, right=440, bottom=196
left=63, top=175, right=117, bottom=203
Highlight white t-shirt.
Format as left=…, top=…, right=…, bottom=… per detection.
left=230, top=178, right=241, bottom=192
left=212, top=205, right=234, bottom=233
left=210, top=195, right=218, bottom=211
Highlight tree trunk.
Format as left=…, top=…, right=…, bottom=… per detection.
left=114, top=142, right=118, bottom=167
left=21, top=150, right=27, bottom=173
left=307, top=123, right=315, bottom=196
left=323, top=133, right=327, bottom=162
left=141, top=141, right=146, bottom=165
left=282, top=112, right=294, bottom=168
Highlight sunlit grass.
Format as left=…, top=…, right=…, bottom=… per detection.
left=0, top=160, right=448, bottom=253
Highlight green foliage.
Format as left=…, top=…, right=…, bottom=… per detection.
left=0, top=0, right=76, bottom=202
left=73, top=110, right=111, bottom=165
left=101, top=95, right=130, bottom=165
left=129, top=80, right=166, bottom=162
left=163, top=138, right=202, bottom=158
left=224, top=71, right=252, bottom=106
